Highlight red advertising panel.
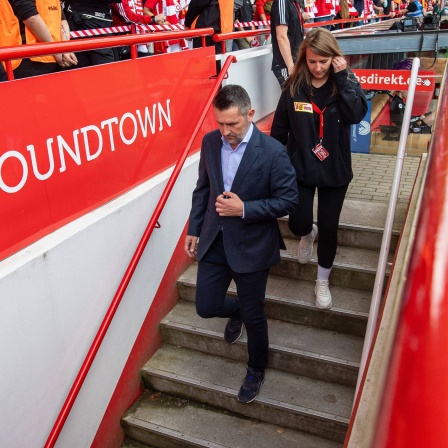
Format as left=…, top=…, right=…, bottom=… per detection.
left=353, top=69, right=435, bottom=91
left=0, top=47, right=217, bottom=261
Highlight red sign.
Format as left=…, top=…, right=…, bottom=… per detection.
left=353, top=69, right=435, bottom=92
left=0, top=47, right=217, bottom=261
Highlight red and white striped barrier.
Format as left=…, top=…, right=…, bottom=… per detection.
left=69, top=21, right=271, bottom=39
left=70, top=26, right=132, bottom=38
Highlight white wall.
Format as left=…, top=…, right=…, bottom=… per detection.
left=219, top=45, right=281, bottom=120
left=0, top=154, right=200, bottom=448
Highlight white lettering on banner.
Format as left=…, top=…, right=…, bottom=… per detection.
left=136, top=104, right=156, bottom=137
left=58, top=132, right=82, bottom=173
left=27, top=142, right=55, bottom=181
left=355, top=73, right=407, bottom=86
left=120, top=113, right=138, bottom=146
left=158, top=100, right=171, bottom=130
left=354, top=73, right=431, bottom=88
left=101, top=117, right=119, bottom=152
left=0, top=101, right=172, bottom=194
left=81, top=125, right=103, bottom=161
left=0, top=151, right=28, bottom=194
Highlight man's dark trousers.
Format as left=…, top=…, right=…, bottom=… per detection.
left=196, top=231, right=269, bottom=371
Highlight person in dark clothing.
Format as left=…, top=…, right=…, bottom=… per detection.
left=63, top=0, right=121, bottom=67
left=353, top=0, right=364, bottom=24
left=271, top=28, right=367, bottom=310
left=0, top=65, right=7, bottom=82
left=270, top=0, right=310, bottom=86
left=234, top=0, right=255, bottom=50
left=184, top=0, right=234, bottom=54
left=185, top=85, right=298, bottom=404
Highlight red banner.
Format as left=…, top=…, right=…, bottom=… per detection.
left=353, top=69, right=435, bottom=92
left=0, top=47, right=217, bottom=261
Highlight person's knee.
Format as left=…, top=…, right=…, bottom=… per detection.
left=289, top=214, right=311, bottom=236
left=196, top=301, right=211, bottom=318
left=195, top=299, right=220, bottom=318
left=243, top=314, right=268, bottom=334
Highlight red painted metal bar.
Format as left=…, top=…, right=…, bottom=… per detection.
left=130, top=23, right=138, bottom=60
left=370, top=76, right=448, bottom=446
left=213, top=27, right=272, bottom=43
left=43, top=53, right=237, bottom=448
left=5, top=59, right=13, bottom=81
left=0, top=28, right=213, bottom=66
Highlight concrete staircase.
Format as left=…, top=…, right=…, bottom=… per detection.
left=121, top=199, right=406, bottom=448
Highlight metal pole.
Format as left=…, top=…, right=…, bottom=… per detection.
left=353, top=57, right=421, bottom=405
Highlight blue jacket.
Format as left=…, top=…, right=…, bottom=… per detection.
left=406, top=1, right=424, bottom=18
left=188, top=125, right=298, bottom=273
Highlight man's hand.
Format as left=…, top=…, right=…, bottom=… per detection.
left=55, top=52, right=78, bottom=67
left=215, top=192, right=243, bottom=217
left=185, top=235, right=198, bottom=258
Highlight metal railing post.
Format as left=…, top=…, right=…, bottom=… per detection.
left=353, top=57, right=421, bottom=405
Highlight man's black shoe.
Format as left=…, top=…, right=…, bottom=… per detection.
left=224, top=318, right=243, bottom=344
left=238, top=367, right=265, bottom=403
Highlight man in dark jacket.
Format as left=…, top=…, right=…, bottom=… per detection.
left=185, top=85, right=298, bottom=404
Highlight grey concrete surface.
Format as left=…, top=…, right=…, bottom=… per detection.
left=124, top=391, right=341, bottom=448
left=349, top=153, right=420, bottom=204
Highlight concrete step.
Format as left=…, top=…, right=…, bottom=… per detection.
left=272, top=237, right=391, bottom=292
left=277, top=199, right=406, bottom=251
left=122, top=437, right=153, bottom=448
left=141, top=345, right=354, bottom=443
left=123, top=390, right=341, bottom=448
left=161, top=301, right=362, bottom=386
left=178, top=265, right=370, bottom=337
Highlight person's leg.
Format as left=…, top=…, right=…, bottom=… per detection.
left=316, top=185, right=348, bottom=268
left=288, top=183, right=315, bottom=237
left=0, top=64, right=7, bottom=82
left=193, top=36, right=223, bottom=54
left=289, top=183, right=318, bottom=264
left=68, top=13, right=116, bottom=67
left=13, top=59, right=58, bottom=79
left=195, top=232, right=240, bottom=320
left=314, top=184, right=349, bottom=309
left=314, top=15, right=334, bottom=30
left=232, top=269, right=270, bottom=371
left=233, top=267, right=269, bottom=403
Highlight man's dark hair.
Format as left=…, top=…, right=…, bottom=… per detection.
left=213, top=85, right=251, bottom=116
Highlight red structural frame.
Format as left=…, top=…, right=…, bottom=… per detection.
left=0, top=27, right=214, bottom=80
left=370, top=75, right=448, bottom=447
left=42, top=52, right=237, bottom=448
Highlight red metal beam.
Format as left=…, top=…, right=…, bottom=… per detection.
left=0, top=28, right=214, bottom=62
left=371, top=75, right=448, bottom=446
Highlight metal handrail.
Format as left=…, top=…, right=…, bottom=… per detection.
left=43, top=53, right=237, bottom=448
left=0, top=28, right=214, bottom=79
left=213, top=28, right=272, bottom=53
left=353, top=57, right=421, bottom=403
